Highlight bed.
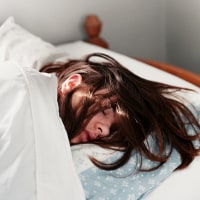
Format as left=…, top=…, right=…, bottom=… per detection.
left=0, top=16, right=200, bottom=200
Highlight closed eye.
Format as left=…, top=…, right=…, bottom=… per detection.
left=110, top=124, right=119, bottom=135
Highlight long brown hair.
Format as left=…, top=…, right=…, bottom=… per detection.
left=40, top=53, right=200, bottom=172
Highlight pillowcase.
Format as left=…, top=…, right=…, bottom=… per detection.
left=0, top=17, right=67, bottom=70
left=71, top=143, right=181, bottom=200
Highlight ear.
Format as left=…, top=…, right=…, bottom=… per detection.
left=60, top=74, right=82, bottom=94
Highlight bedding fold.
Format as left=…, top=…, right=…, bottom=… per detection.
left=0, top=61, right=85, bottom=200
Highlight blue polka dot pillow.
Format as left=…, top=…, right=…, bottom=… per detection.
left=71, top=143, right=182, bottom=200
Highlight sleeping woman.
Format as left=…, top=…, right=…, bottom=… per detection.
left=40, top=52, right=200, bottom=172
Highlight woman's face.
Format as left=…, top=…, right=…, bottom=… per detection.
left=60, top=73, right=118, bottom=144
left=70, top=108, right=117, bottom=144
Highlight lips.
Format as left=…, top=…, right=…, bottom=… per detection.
left=80, top=131, right=89, bottom=143
left=81, top=130, right=97, bottom=142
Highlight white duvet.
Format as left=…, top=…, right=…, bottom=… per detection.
left=0, top=61, right=85, bottom=200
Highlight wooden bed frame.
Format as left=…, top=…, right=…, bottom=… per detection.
left=84, top=15, right=200, bottom=88
left=136, top=58, right=200, bottom=87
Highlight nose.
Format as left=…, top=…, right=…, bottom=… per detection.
left=95, top=122, right=110, bottom=138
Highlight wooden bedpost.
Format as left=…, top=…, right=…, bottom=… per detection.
left=84, top=15, right=109, bottom=49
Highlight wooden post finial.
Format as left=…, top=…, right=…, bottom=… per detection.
left=84, top=15, right=109, bottom=49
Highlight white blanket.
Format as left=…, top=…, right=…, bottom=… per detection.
left=0, top=61, right=85, bottom=200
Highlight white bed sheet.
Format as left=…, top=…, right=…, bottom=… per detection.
left=56, top=41, right=200, bottom=200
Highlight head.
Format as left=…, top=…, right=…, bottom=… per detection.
left=41, top=53, right=145, bottom=164
left=40, top=53, right=200, bottom=171
left=58, top=72, right=119, bottom=144
left=43, top=53, right=136, bottom=145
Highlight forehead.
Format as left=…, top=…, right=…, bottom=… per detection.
left=94, top=89, right=118, bottom=103
left=102, top=108, right=118, bottom=123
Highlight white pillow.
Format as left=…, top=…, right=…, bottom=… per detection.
left=0, top=17, right=66, bottom=70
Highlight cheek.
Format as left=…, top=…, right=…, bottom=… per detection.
left=70, top=134, right=82, bottom=144
left=71, top=91, right=85, bottom=108
left=84, top=113, right=108, bottom=135
left=70, top=90, right=89, bottom=119
left=83, top=117, right=94, bottom=132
